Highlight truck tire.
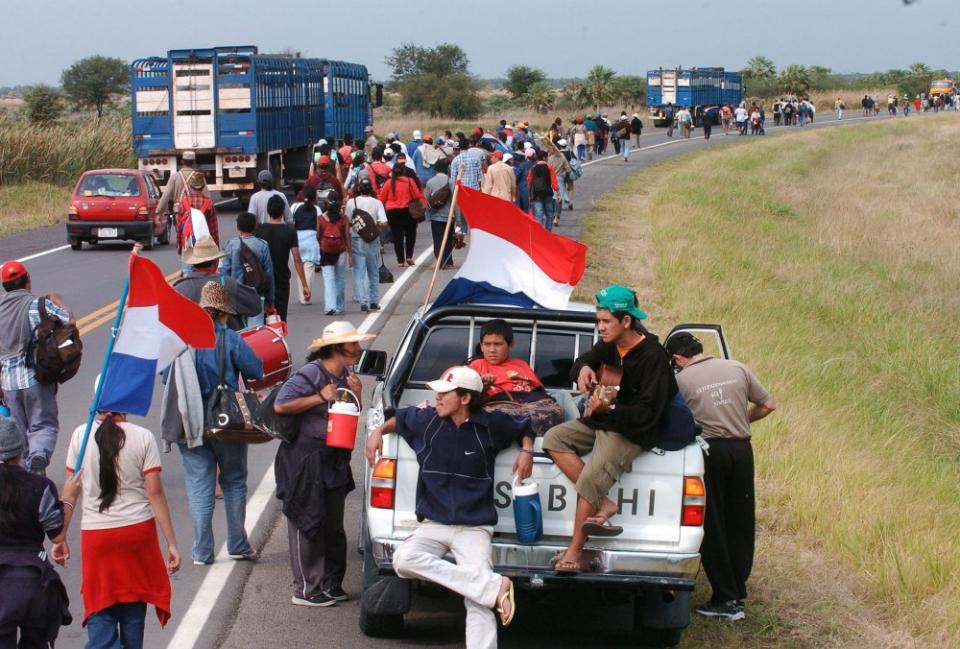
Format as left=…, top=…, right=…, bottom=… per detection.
left=358, top=606, right=404, bottom=638
left=633, top=591, right=687, bottom=648
left=358, top=528, right=409, bottom=638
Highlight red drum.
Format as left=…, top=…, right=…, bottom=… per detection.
left=240, top=326, right=292, bottom=391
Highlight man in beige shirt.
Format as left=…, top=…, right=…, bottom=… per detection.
left=480, top=151, right=517, bottom=203
left=156, top=150, right=210, bottom=216
left=666, top=332, right=775, bottom=622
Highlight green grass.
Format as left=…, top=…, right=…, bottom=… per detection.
left=0, top=181, right=71, bottom=236
left=577, top=116, right=960, bottom=647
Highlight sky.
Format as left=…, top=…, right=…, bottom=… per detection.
left=2, top=0, right=959, bottom=87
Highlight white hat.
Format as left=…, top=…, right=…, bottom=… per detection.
left=556, top=138, right=567, bottom=147
left=427, top=366, right=483, bottom=393
left=308, top=321, right=375, bottom=351
left=523, top=141, right=533, bottom=150
left=413, top=129, right=422, bottom=139
left=503, top=153, right=514, bottom=163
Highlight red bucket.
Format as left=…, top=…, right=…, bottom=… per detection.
left=326, top=389, right=360, bottom=449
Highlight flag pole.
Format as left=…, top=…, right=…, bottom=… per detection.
left=73, top=248, right=137, bottom=472
left=420, top=167, right=464, bottom=315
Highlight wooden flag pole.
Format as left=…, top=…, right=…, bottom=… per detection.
left=420, top=167, right=464, bottom=315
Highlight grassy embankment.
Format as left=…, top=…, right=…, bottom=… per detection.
left=576, top=115, right=959, bottom=648
left=0, top=116, right=132, bottom=236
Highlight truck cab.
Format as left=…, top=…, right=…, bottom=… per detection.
left=357, top=304, right=731, bottom=647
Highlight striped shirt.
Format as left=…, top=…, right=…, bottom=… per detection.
left=449, top=148, right=486, bottom=191
left=0, top=298, right=71, bottom=391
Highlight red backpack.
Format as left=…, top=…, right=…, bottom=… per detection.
left=318, top=216, right=346, bottom=255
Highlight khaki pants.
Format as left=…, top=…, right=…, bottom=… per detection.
left=542, top=419, right=642, bottom=509
left=296, top=261, right=315, bottom=304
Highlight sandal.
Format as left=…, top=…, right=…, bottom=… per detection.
left=552, top=216, right=560, bottom=227
left=496, top=579, right=516, bottom=626
left=581, top=519, right=624, bottom=537
left=554, top=558, right=582, bottom=575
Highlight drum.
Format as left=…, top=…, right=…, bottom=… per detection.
left=239, top=326, right=292, bottom=392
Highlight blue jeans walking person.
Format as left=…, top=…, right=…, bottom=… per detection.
left=531, top=196, right=557, bottom=232
left=350, top=235, right=381, bottom=309
left=321, top=253, right=347, bottom=314
left=85, top=602, right=147, bottom=649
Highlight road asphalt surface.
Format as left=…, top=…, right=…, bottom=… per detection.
left=0, top=110, right=917, bottom=649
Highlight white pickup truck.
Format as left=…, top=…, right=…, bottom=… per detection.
left=356, top=304, right=730, bottom=647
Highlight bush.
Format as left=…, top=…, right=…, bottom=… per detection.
left=22, top=85, right=64, bottom=124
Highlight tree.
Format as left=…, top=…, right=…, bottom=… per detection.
left=807, top=66, right=834, bottom=91
left=585, top=65, right=618, bottom=112
left=525, top=82, right=556, bottom=113
left=562, top=81, right=591, bottom=109
left=61, top=55, right=128, bottom=119
left=778, top=64, right=812, bottom=97
left=385, top=43, right=482, bottom=118
left=22, top=85, right=64, bottom=123
left=610, top=75, right=646, bottom=110
left=742, top=56, right=777, bottom=83
left=504, top=65, right=546, bottom=101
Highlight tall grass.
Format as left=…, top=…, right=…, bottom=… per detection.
left=577, top=115, right=960, bottom=646
left=0, top=116, right=133, bottom=187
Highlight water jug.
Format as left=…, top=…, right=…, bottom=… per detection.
left=0, top=403, right=9, bottom=418
left=326, top=389, right=360, bottom=449
left=512, top=476, right=543, bottom=543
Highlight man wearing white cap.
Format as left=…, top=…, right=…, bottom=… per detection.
left=366, top=366, right=534, bottom=647
left=156, top=150, right=209, bottom=217
left=406, top=130, right=423, bottom=159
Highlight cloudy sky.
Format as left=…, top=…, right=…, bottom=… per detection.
left=3, top=0, right=958, bottom=86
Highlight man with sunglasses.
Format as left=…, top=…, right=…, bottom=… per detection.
left=665, top=333, right=776, bottom=622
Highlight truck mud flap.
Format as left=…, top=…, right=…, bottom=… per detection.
left=361, top=572, right=411, bottom=616
left=638, top=588, right=690, bottom=630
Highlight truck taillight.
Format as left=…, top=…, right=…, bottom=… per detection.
left=681, top=476, right=705, bottom=526
left=370, top=459, right=396, bottom=509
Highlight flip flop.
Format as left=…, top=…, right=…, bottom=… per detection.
left=582, top=520, right=624, bottom=537
left=554, top=558, right=582, bottom=576
left=496, top=579, right=516, bottom=626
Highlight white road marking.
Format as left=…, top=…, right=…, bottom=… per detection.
left=17, top=245, right=70, bottom=262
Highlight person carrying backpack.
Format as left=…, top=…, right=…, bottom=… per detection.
left=345, top=177, right=388, bottom=312
left=317, top=192, right=351, bottom=315
left=156, top=151, right=209, bottom=217
left=425, top=158, right=456, bottom=269
left=177, top=171, right=218, bottom=258
left=378, top=154, right=425, bottom=267
left=300, top=156, right=344, bottom=209
left=219, top=212, right=275, bottom=327
left=368, top=146, right=392, bottom=192
left=0, top=262, right=75, bottom=477
left=255, top=195, right=309, bottom=322
left=527, top=151, right=559, bottom=231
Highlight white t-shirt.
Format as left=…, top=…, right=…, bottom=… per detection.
left=345, top=195, right=388, bottom=225
left=734, top=107, right=749, bottom=121
left=66, top=420, right=162, bottom=530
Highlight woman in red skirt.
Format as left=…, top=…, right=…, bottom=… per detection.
left=53, top=411, right=180, bottom=649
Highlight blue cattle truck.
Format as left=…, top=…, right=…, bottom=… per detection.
left=646, top=67, right=742, bottom=127
left=131, top=45, right=381, bottom=205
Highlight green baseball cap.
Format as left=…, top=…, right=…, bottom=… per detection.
left=595, top=284, right=648, bottom=321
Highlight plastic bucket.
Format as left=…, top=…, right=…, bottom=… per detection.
left=326, top=389, right=360, bottom=449
left=512, top=476, right=543, bottom=543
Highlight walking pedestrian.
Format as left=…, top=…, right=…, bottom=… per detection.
left=291, top=186, right=322, bottom=306
left=835, top=96, right=844, bottom=120
left=666, top=333, right=776, bottom=621
left=425, top=159, right=456, bottom=269
left=176, top=170, right=219, bottom=261
left=0, top=262, right=74, bottom=476
left=318, top=192, right=350, bottom=316
left=514, top=148, right=536, bottom=214
left=363, top=126, right=378, bottom=160
left=156, top=150, right=209, bottom=217
left=249, top=170, right=292, bottom=225
left=274, top=322, right=374, bottom=607
left=528, top=151, right=559, bottom=231
left=0, top=416, right=71, bottom=648
left=176, top=282, right=263, bottom=566
left=615, top=112, right=632, bottom=161
left=630, top=113, right=643, bottom=147
left=572, top=118, right=588, bottom=161
left=365, top=366, right=532, bottom=647
left=255, top=195, right=309, bottom=322
left=219, top=212, right=275, bottom=327
left=176, top=236, right=261, bottom=330
left=56, top=407, right=180, bottom=648
left=379, top=155, right=425, bottom=268
left=481, top=151, right=517, bottom=203
left=548, top=143, right=573, bottom=212
left=734, top=104, right=748, bottom=135
left=344, top=177, right=387, bottom=312
left=664, top=105, right=676, bottom=138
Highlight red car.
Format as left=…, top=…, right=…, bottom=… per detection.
left=66, top=169, right=174, bottom=250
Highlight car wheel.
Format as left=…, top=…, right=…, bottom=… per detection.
left=69, top=237, right=82, bottom=251
left=140, top=236, right=154, bottom=251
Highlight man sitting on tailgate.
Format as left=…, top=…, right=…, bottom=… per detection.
left=542, top=285, right=676, bottom=575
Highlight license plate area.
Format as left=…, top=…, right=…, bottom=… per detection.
left=228, top=167, right=246, bottom=178
left=97, top=227, right=118, bottom=238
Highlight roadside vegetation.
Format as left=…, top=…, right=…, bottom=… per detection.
left=576, top=115, right=959, bottom=647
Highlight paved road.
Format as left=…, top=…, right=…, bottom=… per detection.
left=0, top=110, right=912, bottom=649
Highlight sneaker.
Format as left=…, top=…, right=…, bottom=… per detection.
left=397, top=261, right=405, bottom=268
left=323, top=586, right=349, bottom=602
left=568, top=203, right=574, bottom=211
left=325, top=309, right=336, bottom=316
left=229, top=549, right=258, bottom=562
left=360, top=304, right=369, bottom=313
left=193, top=559, right=213, bottom=566
left=28, top=456, right=47, bottom=477
left=369, top=303, right=381, bottom=311
left=695, top=600, right=745, bottom=621
left=291, top=593, right=337, bottom=608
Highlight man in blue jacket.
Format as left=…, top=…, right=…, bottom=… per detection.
left=218, top=211, right=274, bottom=327
left=365, top=366, right=533, bottom=649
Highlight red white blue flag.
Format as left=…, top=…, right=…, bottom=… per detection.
left=431, top=184, right=588, bottom=310
left=97, top=255, right=215, bottom=415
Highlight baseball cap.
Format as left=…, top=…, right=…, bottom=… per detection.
left=257, top=169, right=272, bottom=184
left=1, top=261, right=28, bottom=283
left=595, top=284, right=648, bottom=321
left=490, top=150, right=503, bottom=160
left=524, top=148, right=536, bottom=159
left=317, top=155, right=331, bottom=168
left=427, top=366, right=483, bottom=394
left=503, top=153, right=514, bottom=164
left=413, top=129, right=422, bottom=139
left=182, top=150, right=197, bottom=161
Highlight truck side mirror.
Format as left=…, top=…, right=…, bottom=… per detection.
left=374, top=84, right=384, bottom=108
left=357, top=349, right=387, bottom=377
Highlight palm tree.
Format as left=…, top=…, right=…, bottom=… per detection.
left=585, top=65, right=617, bottom=112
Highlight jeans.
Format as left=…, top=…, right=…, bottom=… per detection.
left=430, top=220, right=454, bottom=266
left=85, top=602, right=147, bottom=649
left=6, top=381, right=58, bottom=465
left=576, top=144, right=586, bottom=160
left=620, top=138, right=630, bottom=159
left=350, top=236, right=381, bottom=307
left=321, top=254, right=346, bottom=313
left=178, top=439, right=252, bottom=563
left=531, top=197, right=556, bottom=231
left=243, top=297, right=265, bottom=328
left=557, top=180, right=571, bottom=207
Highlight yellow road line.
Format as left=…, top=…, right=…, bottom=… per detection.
left=77, top=269, right=181, bottom=338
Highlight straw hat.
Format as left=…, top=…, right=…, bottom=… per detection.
left=182, top=235, right=225, bottom=265
left=307, top=321, right=374, bottom=351
left=199, top=281, right=236, bottom=315
left=187, top=171, right=206, bottom=191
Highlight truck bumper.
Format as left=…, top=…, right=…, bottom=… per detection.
left=66, top=221, right=153, bottom=241
left=371, top=537, right=699, bottom=590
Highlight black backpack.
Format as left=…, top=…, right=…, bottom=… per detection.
left=348, top=198, right=380, bottom=243
left=531, top=163, right=553, bottom=200
left=656, top=391, right=699, bottom=451
left=239, top=240, right=270, bottom=295
left=33, top=296, right=82, bottom=385
left=428, top=183, right=452, bottom=210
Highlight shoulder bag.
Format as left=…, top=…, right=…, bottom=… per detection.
left=204, top=334, right=273, bottom=444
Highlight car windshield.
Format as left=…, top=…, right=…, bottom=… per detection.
left=78, top=174, right=141, bottom=197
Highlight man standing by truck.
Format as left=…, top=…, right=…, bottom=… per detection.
left=542, top=285, right=676, bottom=575
left=156, top=150, right=209, bottom=217
left=665, top=333, right=776, bottom=621
left=365, top=366, right=533, bottom=648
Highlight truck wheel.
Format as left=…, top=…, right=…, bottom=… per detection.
left=358, top=607, right=404, bottom=638
left=69, top=237, right=82, bottom=251
left=633, top=593, right=686, bottom=648
left=358, top=529, right=408, bottom=638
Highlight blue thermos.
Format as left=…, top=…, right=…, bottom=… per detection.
left=0, top=403, right=9, bottom=418
left=512, top=477, right=543, bottom=543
